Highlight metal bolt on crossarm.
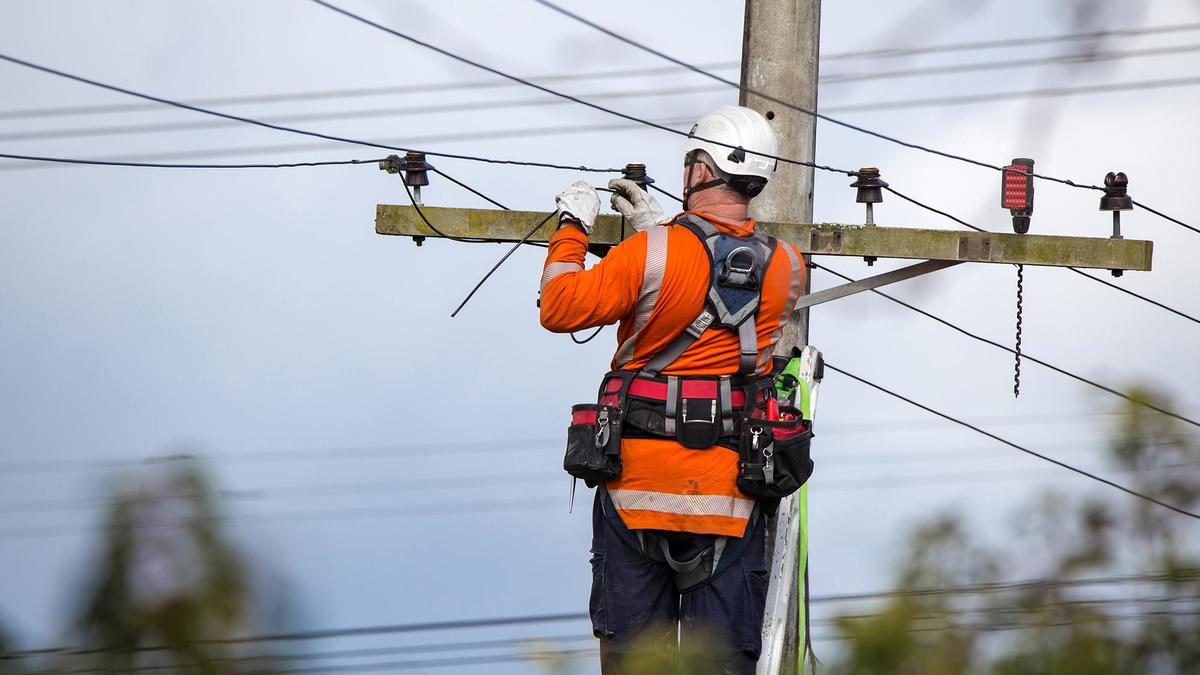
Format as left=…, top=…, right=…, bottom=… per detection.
left=1100, top=171, right=1133, bottom=276
left=851, top=167, right=887, bottom=265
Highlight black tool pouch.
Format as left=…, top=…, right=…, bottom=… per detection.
left=737, top=407, right=814, bottom=499
left=668, top=376, right=726, bottom=450
left=564, top=404, right=623, bottom=487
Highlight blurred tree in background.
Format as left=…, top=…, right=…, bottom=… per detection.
left=826, top=387, right=1200, bottom=675
left=46, top=456, right=276, bottom=674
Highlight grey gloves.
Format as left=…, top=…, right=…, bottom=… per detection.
left=554, top=180, right=600, bottom=234
left=608, top=178, right=669, bottom=233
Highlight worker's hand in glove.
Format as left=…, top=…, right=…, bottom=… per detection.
left=608, top=178, right=669, bottom=233
left=555, top=180, right=600, bottom=235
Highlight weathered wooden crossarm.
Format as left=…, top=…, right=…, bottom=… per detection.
left=376, top=205, right=1153, bottom=271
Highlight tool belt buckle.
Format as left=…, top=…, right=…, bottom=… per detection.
left=681, top=398, right=717, bottom=424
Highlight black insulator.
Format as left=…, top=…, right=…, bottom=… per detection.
left=1099, top=171, right=1133, bottom=211
left=850, top=167, right=887, bottom=204
left=401, top=151, right=432, bottom=188
left=622, top=163, right=655, bottom=190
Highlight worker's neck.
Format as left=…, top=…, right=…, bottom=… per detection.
left=688, top=190, right=749, bottom=223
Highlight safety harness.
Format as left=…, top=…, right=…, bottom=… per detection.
left=601, top=213, right=780, bottom=589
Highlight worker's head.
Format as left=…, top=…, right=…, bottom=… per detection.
left=681, top=106, right=779, bottom=210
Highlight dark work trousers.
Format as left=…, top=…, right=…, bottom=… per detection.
left=589, top=493, right=769, bottom=675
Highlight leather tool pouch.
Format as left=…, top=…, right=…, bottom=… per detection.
left=564, top=404, right=623, bottom=487
left=737, top=406, right=814, bottom=499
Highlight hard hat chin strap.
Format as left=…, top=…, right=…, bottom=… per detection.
left=683, top=152, right=728, bottom=211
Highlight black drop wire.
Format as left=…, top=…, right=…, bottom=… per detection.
left=450, top=212, right=557, bottom=317
left=649, top=182, right=685, bottom=204
left=431, top=167, right=510, bottom=209
left=1014, top=264, right=1024, bottom=397
left=0, top=52, right=621, bottom=175
left=824, top=361, right=1200, bottom=521
left=403, top=182, right=492, bottom=244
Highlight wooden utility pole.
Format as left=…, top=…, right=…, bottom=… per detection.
left=741, top=2, right=821, bottom=672
left=740, top=0, right=821, bottom=357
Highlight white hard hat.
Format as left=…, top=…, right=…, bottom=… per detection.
left=682, top=105, right=779, bottom=185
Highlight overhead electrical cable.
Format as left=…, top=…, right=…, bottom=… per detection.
left=0, top=151, right=382, bottom=170
left=824, top=362, right=1200, bottom=520
left=881, top=185, right=1200, bottom=327
left=5, top=23, right=1197, bottom=121
left=9, top=75, right=1200, bottom=146
left=11, top=570, right=1196, bottom=660
left=0, top=85, right=724, bottom=144
left=0, top=118, right=694, bottom=173
left=306, top=0, right=858, bottom=177
left=529, top=0, right=1198, bottom=235
left=820, top=22, right=1200, bottom=61
left=0, top=52, right=621, bottom=174
left=814, top=260, right=1200, bottom=429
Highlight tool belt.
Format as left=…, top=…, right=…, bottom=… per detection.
left=563, top=370, right=813, bottom=499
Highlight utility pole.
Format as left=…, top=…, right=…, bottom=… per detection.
left=741, top=2, right=821, bottom=672
left=740, top=0, right=820, bottom=357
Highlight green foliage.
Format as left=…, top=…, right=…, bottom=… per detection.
left=825, top=388, right=1200, bottom=675
left=64, top=457, right=258, bottom=674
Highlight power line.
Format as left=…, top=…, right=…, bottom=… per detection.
left=530, top=0, right=1198, bottom=236
left=824, top=361, right=1200, bottom=520
left=0, top=85, right=723, bottom=144
left=1066, top=268, right=1200, bottom=327
left=9, top=74, right=1200, bottom=148
left=0, top=152, right=382, bottom=170
left=881, top=185, right=1200, bottom=328
left=5, top=23, right=1196, bottom=122
left=11, top=570, right=1196, bottom=661
left=820, top=43, right=1200, bottom=85
left=10, top=43, right=1200, bottom=145
left=0, top=118, right=694, bottom=173
left=306, top=0, right=858, bottom=177
left=0, top=52, right=621, bottom=175
left=819, top=22, right=1200, bottom=61
left=822, top=75, right=1200, bottom=113
left=813, top=260, right=1200, bottom=429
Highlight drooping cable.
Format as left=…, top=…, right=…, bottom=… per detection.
left=0, top=52, right=622, bottom=174
left=0, top=152, right=383, bottom=170
left=306, top=0, right=859, bottom=178
left=813, top=262, right=1200, bottom=429
left=531, top=0, right=1197, bottom=234
left=450, top=211, right=556, bottom=317
left=824, top=362, right=1200, bottom=520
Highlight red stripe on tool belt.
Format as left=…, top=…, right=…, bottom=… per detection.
left=625, top=377, right=747, bottom=407
left=572, top=410, right=599, bottom=426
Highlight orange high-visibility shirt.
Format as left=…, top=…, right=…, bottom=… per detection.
left=540, top=211, right=806, bottom=537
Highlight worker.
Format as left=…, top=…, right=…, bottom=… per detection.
left=540, top=106, right=813, bottom=674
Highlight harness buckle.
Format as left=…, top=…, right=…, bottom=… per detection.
left=595, top=408, right=612, bottom=447
left=720, top=246, right=760, bottom=289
